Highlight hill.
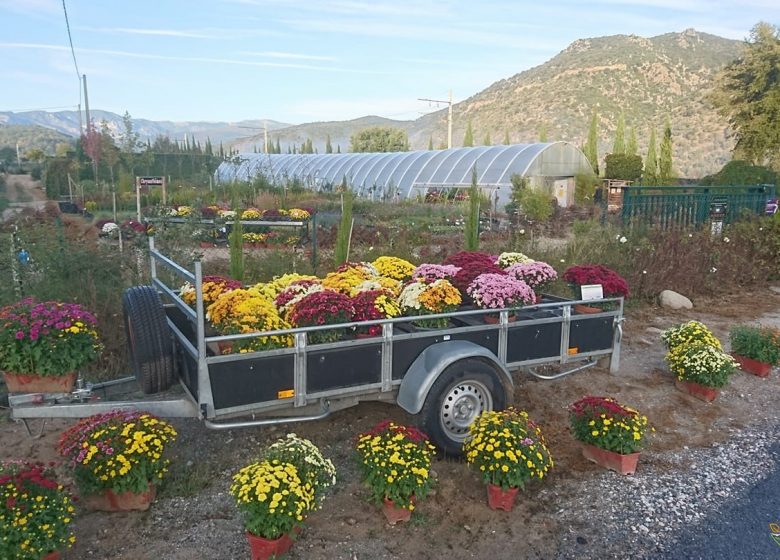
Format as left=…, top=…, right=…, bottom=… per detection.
left=0, top=124, right=74, bottom=156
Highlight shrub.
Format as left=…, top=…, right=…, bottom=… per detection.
left=665, top=343, right=738, bottom=388
left=569, top=396, right=652, bottom=455
left=729, top=325, right=780, bottom=365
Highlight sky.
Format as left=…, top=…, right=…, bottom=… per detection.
left=0, top=0, right=777, bottom=125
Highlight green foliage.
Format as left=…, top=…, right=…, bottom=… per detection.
left=585, top=109, right=599, bottom=174
left=699, top=160, right=777, bottom=185
left=463, top=120, right=474, bottom=147
left=325, top=134, right=333, bottom=154
left=516, top=184, right=554, bottom=222
left=574, top=172, right=599, bottom=204
left=503, top=130, right=511, bottom=145
left=612, top=112, right=626, bottom=155
left=643, top=128, right=658, bottom=184
left=428, top=135, right=433, bottom=150
left=229, top=220, right=244, bottom=282
left=729, top=325, right=780, bottom=365
left=349, top=126, right=409, bottom=153
left=334, top=188, right=354, bottom=265
left=0, top=124, right=73, bottom=157
left=465, top=167, right=480, bottom=250
left=626, top=126, right=638, bottom=156
left=659, top=120, right=674, bottom=184
left=483, top=131, right=491, bottom=146
left=605, top=153, right=643, bottom=181
left=711, top=22, right=780, bottom=169
left=538, top=123, right=548, bottom=142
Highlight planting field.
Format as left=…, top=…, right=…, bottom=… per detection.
left=1, top=288, right=779, bottom=559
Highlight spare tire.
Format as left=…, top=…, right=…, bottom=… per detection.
left=122, top=286, right=175, bottom=394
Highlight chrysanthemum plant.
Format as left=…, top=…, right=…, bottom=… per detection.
left=569, top=396, right=652, bottom=455
left=466, top=273, right=535, bottom=310
left=263, top=434, right=336, bottom=508
left=665, top=343, right=738, bottom=388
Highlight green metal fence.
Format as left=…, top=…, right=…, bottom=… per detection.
left=619, top=185, right=776, bottom=228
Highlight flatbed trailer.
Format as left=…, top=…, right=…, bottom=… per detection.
left=9, top=239, right=624, bottom=454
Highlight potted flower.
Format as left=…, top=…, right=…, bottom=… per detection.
left=665, top=343, right=738, bottom=402
left=0, top=461, right=76, bottom=560
left=569, top=396, right=652, bottom=475
left=0, top=299, right=101, bottom=393
left=263, top=434, right=337, bottom=508
left=230, top=459, right=315, bottom=560
left=463, top=408, right=554, bottom=511
left=505, top=261, right=558, bottom=299
left=180, top=275, right=243, bottom=308
left=275, top=280, right=323, bottom=319
left=57, top=410, right=177, bottom=511
left=729, top=325, right=780, bottom=377
left=443, top=252, right=505, bottom=301
left=398, top=278, right=462, bottom=329
left=661, top=320, right=722, bottom=351
left=355, top=420, right=436, bottom=524
left=287, top=208, right=312, bottom=221
left=350, top=290, right=402, bottom=337
left=219, top=296, right=293, bottom=354
left=495, top=251, right=534, bottom=268
left=287, top=290, right=355, bottom=344
left=322, top=263, right=379, bottom=294
left=241, top=208, right=263, bottom=220
left=411, top=263, right=461, bottom=282
left=562, top=264, right=629, bottom=313
left=466, top=273, right=535, bottom=323
left=371, top=256, right=416, bottom=282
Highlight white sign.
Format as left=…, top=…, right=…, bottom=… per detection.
left=580, top=284, right=604, bottom=301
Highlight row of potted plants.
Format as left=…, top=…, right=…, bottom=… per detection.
left=164, top=205, right=314, bottom=222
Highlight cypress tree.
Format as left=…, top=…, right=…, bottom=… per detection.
left=644, top=128, right=659, bottom=185
left=218, top=141, right=224, bottom=158
left=585, top=109, right=599, bottom=174
left=626, top=127, right=638, bottom=156
left=539, top=124, right=548, bottom=142
left=659, top=120, right=674, bottom=185
left=337, top=144, right=341, bottom=153
left=325, top=135, right=333, bottom=154
left=465, top=167, right=480, bottom=251
left=483, top=131, right=492, bottom=146
left=334, top=182, right=353, bottom=265
left=276, top=137, right=281, bottom=154
left=229, top=220, right=244, bottom=282
left=612, top=112, right=625, bottom=155
left=463, top=120, right=474, bottom=147
left=205, top=137, right=213, bottom=156
left=503, top=130, right=511, bottom=145
left=428, top=135, right=434, bottom=150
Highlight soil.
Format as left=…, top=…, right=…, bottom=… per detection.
left=1, top=287, right=779, bottom=559
left=1, top=174, right=50, bottom=221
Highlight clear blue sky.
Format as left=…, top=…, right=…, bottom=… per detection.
left=0, top=0, right=776, bottom=124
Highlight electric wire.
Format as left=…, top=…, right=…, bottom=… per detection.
left=61, top=0, right=81, bottom=80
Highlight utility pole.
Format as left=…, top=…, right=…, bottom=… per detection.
left=418, top=90, right=453, bottom=149
left=77, top=103, right=82, bottom=135
left=82, top=74, right=91, bottom=131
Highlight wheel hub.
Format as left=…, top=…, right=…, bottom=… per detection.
left=440, top=380, right=493, bottom=441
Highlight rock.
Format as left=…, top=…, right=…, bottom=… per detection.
left=645, top=327, right=664, bottom=334
left=769, top=286, right=780, bottom=295
left=658, top=290, right=693, bottom=310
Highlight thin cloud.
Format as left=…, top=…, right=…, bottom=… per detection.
left=224, top=0, right=450, bottom=18
left=0, top=0, right=59, bottom=17
left=90, top=27, right=218, bottom=39
left=239, top=50, right=337, bottom=62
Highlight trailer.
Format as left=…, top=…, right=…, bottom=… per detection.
left=9, top=239, right=624, bottom=455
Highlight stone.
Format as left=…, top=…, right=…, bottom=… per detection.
left=658, top=290, right=693, bottom=310
left=770, top=286, right=780, bottom=295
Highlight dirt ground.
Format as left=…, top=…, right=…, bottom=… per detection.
left=1, top=287, right=779, bottom=559
left=1, top=174, right=50, bottom=222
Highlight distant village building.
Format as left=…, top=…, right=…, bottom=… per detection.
left=215, top=142, right=594, bottom=209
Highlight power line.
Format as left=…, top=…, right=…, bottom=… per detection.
left=61, top=0, right=81, bottom=80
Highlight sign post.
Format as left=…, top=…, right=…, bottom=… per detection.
left=135, top=176, right=166, bottom=221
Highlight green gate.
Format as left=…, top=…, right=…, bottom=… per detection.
left=619, top=185, right=775, bottom=228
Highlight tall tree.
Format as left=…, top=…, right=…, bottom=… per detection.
left=503, top=130, right=511, bottom=145
left=483, top=131, right=492, bottom=146
left=337, top=144, right=341, bottom=153
left=334, top=183, right=353, bottom=265
left=644, top=128, right=659, bottom=185
left=659, top=119, right=674, bottom=184
left=275, top=137, right=281, bottom=154
left=585, top=109, right=599, bottom=174
left=325, top=134, right=333, bottom=154
left=463, top=120, right=474, bottom=147
left=711, top=22, right=780, bottom=169
left=626, top=127, right=638, bottom=156
left=465, top=167, right=480, bottom=251
left=538, top=124, right=548, bottom=142
left=612, top=112, right=626, bottom=155
left=349, top=126, right=409, bottom=153
left=428, top=135, right=434, bottom=150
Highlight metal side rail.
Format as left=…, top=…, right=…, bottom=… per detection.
left=203, top=400, right=332, bottom=430
left=526, top=359, right=598, bottom=380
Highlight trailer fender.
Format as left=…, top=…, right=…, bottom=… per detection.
left=397, top=340, right=513, bottom=415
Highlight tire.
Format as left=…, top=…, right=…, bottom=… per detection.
left=420, top=358, right=508, bottom=457
left=122, top=286, right=175, bottom=394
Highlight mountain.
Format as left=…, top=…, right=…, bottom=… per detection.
left=0, top=124, right=74, bottom=156
left=412, top=28, right=741, bottom=178
left=0, top=110, right=291, bottom=145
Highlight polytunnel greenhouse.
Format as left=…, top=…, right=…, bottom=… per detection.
left=215, top=142, right=593, bottom=208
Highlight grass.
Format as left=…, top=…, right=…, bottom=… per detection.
left=158, top=460, right=214, bottom=498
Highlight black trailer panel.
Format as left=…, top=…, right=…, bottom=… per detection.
left=209, top=355, right=295, bottom=410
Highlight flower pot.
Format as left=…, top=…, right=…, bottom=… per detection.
left=731, top=353, right=772, bottom=378
left=246, top=531, right=294, bottom=560
left=355, top=332, right=379, bottom=339
left=675, top=379, right=719, bottom=402
left=382, top=497, right=413, bottom=525
left=218, top=341, right=233, bottom=354
left=199, top=241, right=214, bottom=248
left=41, top=552, right=61, bottom=560
left=486, top=484, right=519, bottom=511
left=82, top=483, right=156, bottom=512
left=581, top=443, right=640, bottom=475
left=483, top=313, right=517, bottom=325
left=2, top=371, right=77, bottom=394
left=573, top=304, right=602, bottom=314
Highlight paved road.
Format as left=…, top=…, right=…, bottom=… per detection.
left=659, top=441, right=780, bottom=560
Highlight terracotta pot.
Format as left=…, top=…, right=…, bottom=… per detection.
left=246, top=531, right=294, bottom=560
left=731, top=353, right=772, bottom=378
left=675, top=379, right=719, bottom=403
left=382, top=497, right=413, bottom=525
left=483, top=313, right=518, bottom=325
left=534, top=293, right=543, bottom=304
left=199, top=241, right=214, bottom=248
left=217, top=341, right=233, bottom=354
left=486, top=484, right=519, bottom=511
left=82, top=483, right=156, bottom=512
left=41, top=552, right=61, bottom=560
left=581, top=443, right=641, bottom=475
left=573, top=304, right=602, bottom=314
left=2, top=371, right=77, bottom=394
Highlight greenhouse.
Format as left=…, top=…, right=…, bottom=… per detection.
left=215, top=142, right=593, bottom=207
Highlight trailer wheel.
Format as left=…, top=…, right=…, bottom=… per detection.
left=122, top=286, right=175, bottom=394
left=420, top=359, right=507, bottom=457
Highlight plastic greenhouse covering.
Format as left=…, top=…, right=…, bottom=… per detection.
left=215, top=142, right=592, bottom=207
